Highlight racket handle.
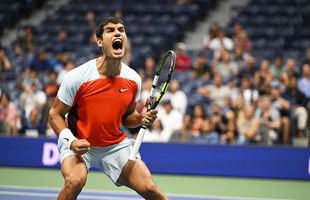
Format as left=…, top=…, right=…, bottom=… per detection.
left=129, top=126, right=147, bottom=160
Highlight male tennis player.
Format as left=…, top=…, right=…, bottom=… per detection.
left=49, top=16, right=169, bottom=200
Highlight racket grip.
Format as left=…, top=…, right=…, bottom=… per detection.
left=129, top=126, right=147, bottom=160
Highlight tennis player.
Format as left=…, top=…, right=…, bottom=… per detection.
left=49, top=16, right=169, bottom=200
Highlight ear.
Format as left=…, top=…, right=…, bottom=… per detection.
left=96, top=37, right=103, bottom=48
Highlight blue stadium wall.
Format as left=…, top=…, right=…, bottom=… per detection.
left=1, top=136, right=310, bottom=180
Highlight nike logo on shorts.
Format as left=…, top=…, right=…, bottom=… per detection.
left=119, top=88, right=128, bottom=92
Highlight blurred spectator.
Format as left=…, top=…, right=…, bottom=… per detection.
left=86, top=11, right=98, bottom=46
left=254, top=59, right=274, bottom=95
left=231, top=75, right=259, bottom=107
left=57, top=59, right=75, bottom=84
left=297, top=63, right=310, bottom=98
left=256, top=96, right=281, bottom=145
left=282, top=75, right=308, bottom=138
left=303, top=48, right=310, bottom=65
left=203, top=21, right=220, bottom=49
left=19, top=107, right=46, bottom=137
left=209, top=29, right=234, bottom=55
left=44, top=70, right=59, bottom=101
left=213, top=49, right=239, bottom=83
left=53, top=30, right=69, bottom=53
left=19, top=80, right=47, bottom=119
left=270, top=55, right=285, bottom=81
left=15, top=25, right=37, bottom=54
left=234, top=32, right=252, bottom=53
left=0, top=92, right=18, bottom=135
left=232, top=22, right=244, bottom=42
left=221, top=110, right=238, bottom=144
left=269, top=81, right=290, bottom=144
left=0, top=48, right=13, bottom=83
left=18, top=67, right=42, bottom=92
left=0, top=48, right=12, bottom=72
left=144, top=119, right=170, bottom=142
left=232, top=45, right=248, bottom=70
left=188, top=103, right=207, bottom=137
left=86, top=11, right=97, bottom=31
left=175, top=42, right=192, bottom=71
left=167, top=79, right=187, bottom=114
left=238, top=54, right=257, bottom=79
left=191, top=51, right=212, bottom=81
left=210, top=104, right=227, bottom=136
left=198, top=73, right=232, bottom=108
left=281, top=58, right=300, bottom=86
left=193, top=118, right=219, bottom=144
left=29, top=51, right=53, bottom=72
left=232, top=22, right=252, bottom=52
left=237, top=104, right=260, bottom=144
left=157, top=99, right=183, bottom=136
left=139, top=77, right=153, bottom=111
left=169, top=114, right=193, bottom=143
left=142, top=56, right=156, bottom=79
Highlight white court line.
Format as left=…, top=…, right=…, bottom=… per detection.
left=0, top=185, right=292, bottom=200
left=0, top=191, right=140, bottom=200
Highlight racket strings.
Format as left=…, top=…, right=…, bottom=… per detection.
left=156, top=55, right=173, bottom=91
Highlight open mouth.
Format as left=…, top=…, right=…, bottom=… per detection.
left=112, top=39, right=123, bottom=51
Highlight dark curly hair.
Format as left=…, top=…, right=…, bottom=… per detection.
left=95, top=16, right=124, bottom=39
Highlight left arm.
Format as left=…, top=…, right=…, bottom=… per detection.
left=122, top=103, right=158, bottom=128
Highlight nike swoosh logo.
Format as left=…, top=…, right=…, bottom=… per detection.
left=63, top=138, right=69, bottom=142
left=119, top=88, right=128, bottom=93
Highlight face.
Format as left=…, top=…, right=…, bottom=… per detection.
left=274, top=57, right=282, bottom=67
left=302, top=64, right=310, bottom=77
left=97, top=22, right=127, bottom=59
left=170, top=80, right=180, bottom=93
left=145, top=56, right=156, bottom=70
left=202, top=119, right=213, bottom=133
left=0, top=94, right=9, bottom=107
left=30, top=109, right=39, bottom=122
left=214, top=74, right=222, bottom=86
left=286, top=58, right=295, bottom=70
left=260, top=59, right=269, bottom=71
left=244, top=105, right=254, bottom=118
left=193, top=105, right=204, bottom=117
left=241, top=78, right=251, bottom=89
left=271, top=87, right=281, bottom=97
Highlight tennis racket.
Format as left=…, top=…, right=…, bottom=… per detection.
left=129, top=50, right=176, bottom=160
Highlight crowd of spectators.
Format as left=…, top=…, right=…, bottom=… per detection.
left=158, top=22, right=309, bottom=146
left=0, top=9, right=309, bottom=147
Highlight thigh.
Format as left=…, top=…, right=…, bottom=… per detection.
left=117, top=159, right=153, bottom=192
left=61, top=155, right=88, bottom=182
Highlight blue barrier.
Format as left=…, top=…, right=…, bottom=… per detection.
left=1, top=136, right=310, bottom=180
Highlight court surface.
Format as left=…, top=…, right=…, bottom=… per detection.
left=1, top=167, right=309, bottom=200
left=0, top=186, right=290, bottom=200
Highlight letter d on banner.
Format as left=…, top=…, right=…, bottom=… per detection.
left=42, top=142, right=60, bottom=166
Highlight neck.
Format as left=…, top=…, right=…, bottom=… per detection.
left=97, top=55, right=122, bottom=77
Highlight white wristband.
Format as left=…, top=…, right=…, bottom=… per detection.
left=59, top=128, right=77, bottom=149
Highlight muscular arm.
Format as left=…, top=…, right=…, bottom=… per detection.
left=122, top=103, right=157, bottom=128
left=122, top=104, right=143, bottom=128
left=49, top=97, right=90, bottom=154
left=48, top=97, right=71, bottom=136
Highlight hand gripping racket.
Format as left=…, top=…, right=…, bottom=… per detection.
left=129, top=50, right=176, bottom=160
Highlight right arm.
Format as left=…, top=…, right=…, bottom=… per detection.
left=49, top=97, right=90, bottom=155
left=48, top=97, right=71, bottom=135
